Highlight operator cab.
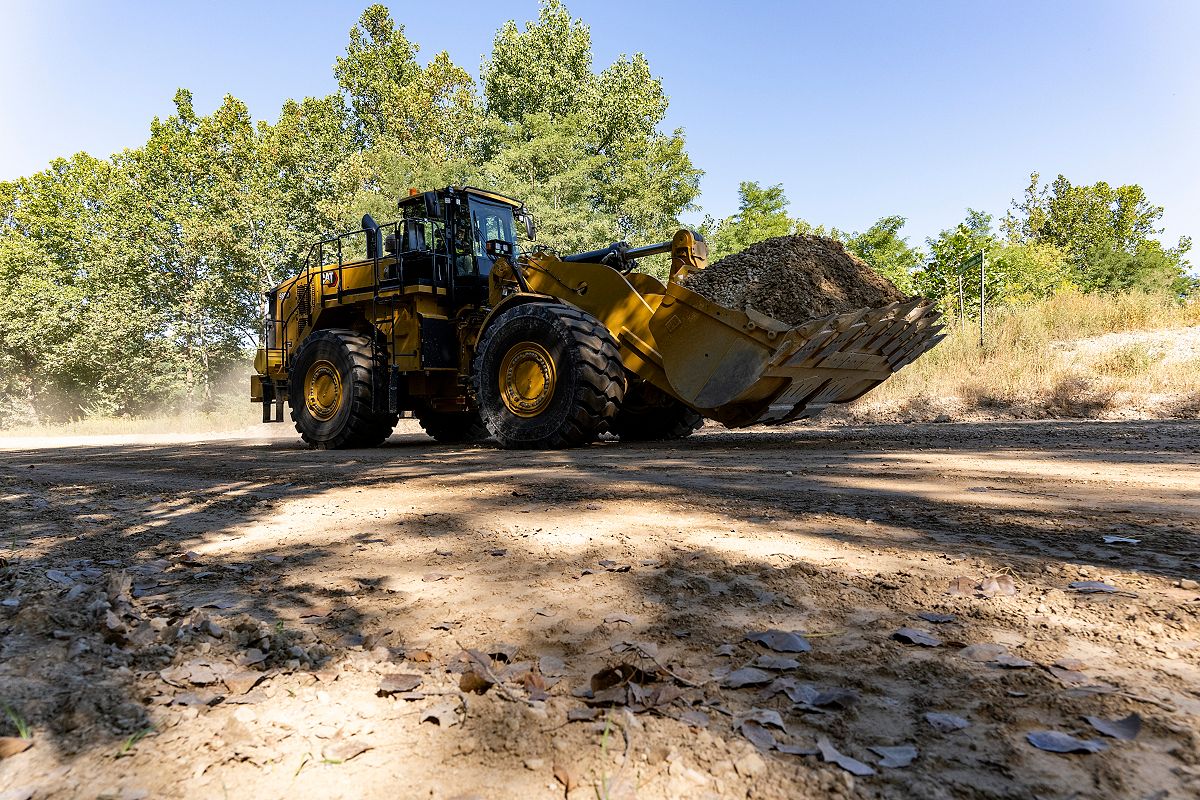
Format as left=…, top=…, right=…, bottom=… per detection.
left=392, top=187, right=533, bottom=302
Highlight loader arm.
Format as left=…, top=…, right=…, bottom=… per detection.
left=518, top=230, right=944, bottom=427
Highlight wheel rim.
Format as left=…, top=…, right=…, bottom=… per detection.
left=499, top=342, right=556, bottom=417
left=305, top=359, right=343, bottom=421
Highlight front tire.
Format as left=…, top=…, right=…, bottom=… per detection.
left=473, top=303, right=624, bottom=449
left=288, top=329, right=397, bottom=449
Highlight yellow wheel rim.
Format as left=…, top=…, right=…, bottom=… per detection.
left=499, top=342, right=556, bottom=418
left=305, top=359, right=343, bottom=421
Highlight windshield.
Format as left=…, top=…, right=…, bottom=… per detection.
left=470, top=199, right=517, bottom=260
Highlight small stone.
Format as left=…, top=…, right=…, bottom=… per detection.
left=524, top=757, right=545, bottom=770
left=734, top=751, right=766, bottom=778
left=1180, top=579, right=1199, bottom=590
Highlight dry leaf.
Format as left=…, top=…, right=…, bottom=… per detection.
left=0, top=737, right=32, bottom=759
left=817, top=736, right=875, bottom=776
left=378, top=674, right=422, bottom=694
left=487, top=642, right=518, bottom=663
left=591, top=663, right=650, bottom=692
left=553, top=759, right=580, bottom=792
left=892, top=628, right=941, bottom=647
left=538, top=655, right=567, bottom=676
left=739, top=720, right=777, bottom=751
left=751, top=654, right=802, bottom=671
left=924, top=712, right=970, bottom=732
left=1047, top=666, right=1090, bottom=686
left=995, top=653, right=1034, bottom=668
left=947, top=576, right=975, bottom=595
left=870, top=744, right=917, bottom=768
left=1026, top=730, right=1106, bottom=753
left=736, top=708, right=787, bottom=730
left=745, top=629, right=811, bottom=653
left=567, top=708, right=600, bottom=722
left=459, top=670, right=493, bottom=695
left=724, top=667, right=773, bottom=688
left=1068, top=580, right=1119, bottom=594
left=223, top=671, right=264, bottom=695
left=979, top=575, right=1017, bottom=597
left=1085, top=713, right=1141, bottom=740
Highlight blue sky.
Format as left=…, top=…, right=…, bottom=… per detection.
left=1, top=0, right=1196, bottom=255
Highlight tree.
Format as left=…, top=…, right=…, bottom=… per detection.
left=704, top=182, right=794, bottom=261
left=333, top=4, right=479, bottom=163
left=479, top=0, right=700, bottom=251
left=1004, top=172, right=1191, bottom=293
left=838, top=216, right=922, bottom=295
left=914, top=209, right=1000, bottom=305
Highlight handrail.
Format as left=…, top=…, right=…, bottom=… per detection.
left=259, top=217, right=454, bottom=374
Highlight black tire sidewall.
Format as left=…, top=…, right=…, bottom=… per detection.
left=475, top=305, right=588, bottom=446
left=289, top=333, right=359, bottom=447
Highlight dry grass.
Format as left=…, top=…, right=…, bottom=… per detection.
left=849, top=291, right=1200, bottom=422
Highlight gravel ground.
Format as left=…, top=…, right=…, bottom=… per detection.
left=1, top=419, right=1198, bottom=799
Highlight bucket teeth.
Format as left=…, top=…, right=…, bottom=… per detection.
left=742, top=299, right=944, bottom=426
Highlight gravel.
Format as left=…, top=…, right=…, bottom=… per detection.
left=683, top=234, right=906, bottom=324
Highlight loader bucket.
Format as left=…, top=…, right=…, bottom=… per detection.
left=647, top=282, right=944, bottom=427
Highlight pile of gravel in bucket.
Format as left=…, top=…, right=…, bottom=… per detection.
left=682, top=235, right=906, bottom=324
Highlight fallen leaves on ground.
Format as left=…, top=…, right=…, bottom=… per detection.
left=1085, top=713, right=1142, bottom=740
left=817, top=736, right=875, bottom=776
left=892, top=627, right=941, bottom=647
left=377, top=674, right=422, bottom=695
left=870, top=744, right=917, bottom=768
left=0, top=737, right=33, bottom=759
left=745, top=629, right=811, bottom=653
left=723, top=667, right=773, bottom=688
left=1068, top=580, right=1119, bottom=594
left=925, top=712, right=970, bottom=732
left=1026, top=730, right=1106, bottom=753
left=979, top=575, right=1018, bottom=597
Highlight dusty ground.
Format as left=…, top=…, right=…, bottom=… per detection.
left=1, top=419, right=1198, bottom=800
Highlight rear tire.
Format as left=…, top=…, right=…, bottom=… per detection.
left=610, top=378, right=704, bottom=441
left=473, top=303, right=624, bottom=449
left=288, top=329, right=397, bottom=449
left=416, top=408, right=490, bottom=443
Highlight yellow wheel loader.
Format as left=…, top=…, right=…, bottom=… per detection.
left=251, top=186, right=944, bottom=449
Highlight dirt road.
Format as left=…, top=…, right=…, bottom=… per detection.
left=1, top=420, right=1198, bottom=799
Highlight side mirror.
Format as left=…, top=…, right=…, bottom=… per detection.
left=423, top=191, right=440, bottom=219
left=519, top=211, right=536, bottom=241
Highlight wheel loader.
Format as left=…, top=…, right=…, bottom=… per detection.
left=251, top=186, right=944, bottom=449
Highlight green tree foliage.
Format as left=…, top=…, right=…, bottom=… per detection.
left=704, top=182, right=795, bottom=261
left=1004, top=172, right=1191, bottom=293
left=479, top=0, right=699, bottom=251
left=837, top=216, right=922, bottom=295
